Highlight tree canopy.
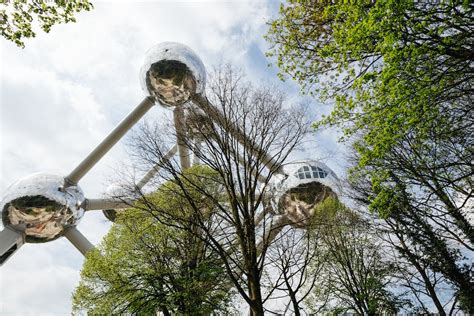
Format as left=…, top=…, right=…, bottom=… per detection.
left=267, top=1, right=472, bottom=164
left=1, top=0, right=93, bottom=48
left=267, top=1, right=473, bottom=313
left=72, top=165, right=231, bottom=315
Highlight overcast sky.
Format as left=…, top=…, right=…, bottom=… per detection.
left=0, top=1, right=347, bottom=314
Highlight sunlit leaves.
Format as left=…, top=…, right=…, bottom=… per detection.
left=267, top=0, right=472, bottom=213
left=0, top=0, right=93, bottom=48
left=72, top=166, right=231, bottom=315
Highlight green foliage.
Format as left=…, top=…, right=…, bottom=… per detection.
left=142, top=164, right=224, bottom=221
left=267, top=1, right=471, bottom=167
left=72, top=166, right=231, bottom=315
left=267, top=1, right=473, bottom=311
left=0, top=0, right=93, bottom=48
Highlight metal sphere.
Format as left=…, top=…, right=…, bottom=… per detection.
left=140, top=42, right=206, bottom=108
left=271, top=161, right=341, bottom=228
left=105, top=182, right=128, bottom=198
left=102, top=209, right=118, bottom=222
left=0, top=173, right=85, bottom=243
left=102, top=182, right=130, bottom=222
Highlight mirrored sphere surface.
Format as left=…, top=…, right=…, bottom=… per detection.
left=0, top=173, right=85, bottom=243
left=140, top=42, right=206, bottom=107
left=270, top=160, right=341, bottom=228
left=101, top=182, right=131, bottom=223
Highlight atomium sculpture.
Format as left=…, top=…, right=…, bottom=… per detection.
left=0, top=42, right=340, bottom=266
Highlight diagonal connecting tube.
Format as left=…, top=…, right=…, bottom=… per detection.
left=65, top=97, right=155, bottom=186
left=83, top=144, right=179, bottom=212
left=191, top=94, right=285, bottom=175
left=136, top=144, right=178, bottom=189
left=64, top=227, right=94, bottom=256
left=83, top=198, right=132, bottom=211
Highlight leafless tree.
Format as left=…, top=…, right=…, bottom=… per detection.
left=123, top=65, right=309, bottom=315
left=263, top=226, right=324, bottom=315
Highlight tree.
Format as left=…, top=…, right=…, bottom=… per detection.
left=72, top=166, right=232, bottom=315
left=306, top=198, right=405, bottom=315
left=381, top=218, right=459, bottom=315
left=350, top=166, right=473, bottom=313
left=267, top=1, right=473, bottom=312
left=0, top=0, right=93, bottom=48
left=263, top=226, right=322, bottom=315
left=127, top=66, right=308, bottom=315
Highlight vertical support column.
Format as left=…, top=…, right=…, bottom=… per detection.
left=173, top=106, right=191, bottom=170
left=193, top=140, right=201, bottom=166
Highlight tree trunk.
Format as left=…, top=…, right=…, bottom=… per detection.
left=290, top=293, right=301, bottom=316
left=158, top=306, right=171, bottom=316
left=397, top=234, right=446, bottom=315
left=248, top=272, right=265, bottom=316
left=249, top=302, right=265, bottom=316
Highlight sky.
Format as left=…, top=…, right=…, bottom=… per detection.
left=0, top=1, right=347, bottom=314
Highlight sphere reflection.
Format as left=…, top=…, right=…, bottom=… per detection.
left=140, top=42, right=206, bottom=107
left=0, top=173, right=85, bottom=243
left=271, top=161, right=341, bottom=228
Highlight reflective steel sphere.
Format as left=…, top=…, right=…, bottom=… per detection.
left=0, top=173, right=85, bottom=243
left=102, top=182, right=130, bottom=222
left=105, top=182, right=129, bottom=198
left=270, top=161, right=341, bottom=228
left=102, top=209, right=118, bottom=222
left=140, top=42, right=206, bottom=107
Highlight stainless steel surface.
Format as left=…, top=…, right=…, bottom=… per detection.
left=66, top=97, right=155, bottom=185
left=254, top=203, right=274, bottom=227
left=174, top=107, right=191, bottom=170
left=256, top=214, right=289, bottom=255
left=64, top=227, right=94, bottom=256
left=192, top=140, right=201, bottom=165
left=102, top=209, right=118, bottom=222
left=83, top=198, right=132, bottom=211
left=140, top=42, right=206, bottom=107
left=0, top=226, right=25, bottom=265
left=270, top=160, right=341, bottom=228
left=0, top=173, right=85, bottom=243
left=237, top=153, right=267, bottom=183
